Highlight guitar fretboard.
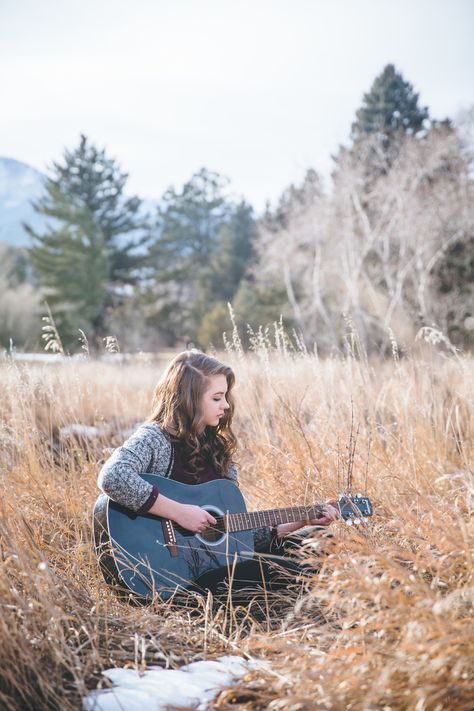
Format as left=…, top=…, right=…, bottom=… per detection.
left=218, top=505, right=325, bottom=533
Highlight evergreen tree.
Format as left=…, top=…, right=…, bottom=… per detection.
left=232, top=275, right=295, bottom=347
left=194, top=201, right=257, bottom=347
left=209, top=200, right=256, bottom=302
left=344, top=64, right=436, bottom=178
left=332, top=64, right=452, bottom=207
left=146, top=168, right=234, bottom=345
left=25, top=135, right=148, bottom=348
left=351, top=63, right=430, bottom=142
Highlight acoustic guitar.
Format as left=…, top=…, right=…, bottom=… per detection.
left=93, top=474, right=373, bottom=602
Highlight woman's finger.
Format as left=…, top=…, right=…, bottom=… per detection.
left=308, top=516, right=331, bottom=526
left=323, top=504, right=340, bottom=520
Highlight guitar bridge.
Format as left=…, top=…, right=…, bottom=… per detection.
left=161, top=519, right=178, bottom=557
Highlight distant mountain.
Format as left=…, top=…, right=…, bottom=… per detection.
left=0, top=156, right=159, bottom=249
left=0, top=157, right=48, bottom=247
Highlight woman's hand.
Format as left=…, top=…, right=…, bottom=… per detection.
left=274, top=499, right=340, bottom=538
left=173, top=503, right=217, bottom=534
left=307, top=499, right=340, bottom=527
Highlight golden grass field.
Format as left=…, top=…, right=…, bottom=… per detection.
left=0, top=331, right=473, bottom=710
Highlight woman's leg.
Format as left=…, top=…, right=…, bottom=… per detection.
left=193, top=532, right=319, bottom=600
left=190, top=528, right=332, bottom=610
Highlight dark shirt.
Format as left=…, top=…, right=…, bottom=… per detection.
left=137, top=440, right=220, bottom=513
left=169, top=442, right=220, bottom=485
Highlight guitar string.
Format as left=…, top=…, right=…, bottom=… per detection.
left=210, top=496, right=369, bottom=533
left=213, top=504, right=327, bottom=533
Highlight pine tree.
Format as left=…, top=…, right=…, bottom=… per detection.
left=194, top=201, right=257, bottom=347
left=351, top=63, right=430, bottom=141
left=195, top=201, right=256, bottom=306
left=25, top=135, right=148, bottom=349
left=146, top=168, right=234, bottom=345
left=332, top=64, right=454, bottom=209
left=347, top=64, right=435, bottom=177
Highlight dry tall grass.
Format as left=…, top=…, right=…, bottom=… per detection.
left=0, top=330, right=472, bottom=710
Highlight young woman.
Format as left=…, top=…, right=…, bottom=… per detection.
left=98, top=350, right=339, bottom=604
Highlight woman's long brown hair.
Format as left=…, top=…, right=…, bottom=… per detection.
left=147, top=350, right=237, bottom=479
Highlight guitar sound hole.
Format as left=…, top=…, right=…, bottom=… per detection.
left=200, top=521, right=224, bottom=543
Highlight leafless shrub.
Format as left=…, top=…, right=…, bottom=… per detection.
left=0, top=277, right=42, bottom=350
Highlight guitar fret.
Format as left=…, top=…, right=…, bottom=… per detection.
left=230, top=502, right=331, bottom=534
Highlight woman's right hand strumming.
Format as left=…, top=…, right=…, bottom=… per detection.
left=147, top=492, right=216, bottom=533
left=173, top=503, right=217, bottom=533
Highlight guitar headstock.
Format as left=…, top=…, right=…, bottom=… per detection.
left=338, top=493, right=373, bottom=524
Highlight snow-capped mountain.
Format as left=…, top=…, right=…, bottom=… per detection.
left=0, top=157, right=158, bottom=249
left=0, top=157, right=48, bottom=246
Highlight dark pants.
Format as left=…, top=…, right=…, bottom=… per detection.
left=191, top=528, right=327, bottom=610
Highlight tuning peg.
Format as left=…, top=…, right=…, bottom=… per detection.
left=356, top=492, right=362, bottom=498
left=345, top=519, right=354, bottom=526
left=353, top=518, right=361, bottom=525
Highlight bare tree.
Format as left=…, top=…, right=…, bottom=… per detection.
left=251, top=123, right=474, bottom=353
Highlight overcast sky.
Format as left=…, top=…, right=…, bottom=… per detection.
left=1, top=0, right=473, bottom=212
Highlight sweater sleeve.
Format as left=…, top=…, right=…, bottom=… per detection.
left=253, top=526, right=272, bottom=553
left=97, top=424, right=167, bottom=512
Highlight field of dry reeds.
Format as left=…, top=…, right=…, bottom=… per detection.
left=0, top=328, right=473, bottom=710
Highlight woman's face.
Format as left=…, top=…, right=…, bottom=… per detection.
left=199, top=374, right=230, bottom=430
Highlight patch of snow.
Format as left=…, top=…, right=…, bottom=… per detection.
left=99, top=353, right=129, bottom=363
left=109, top=283, right=134, bottom=297
left=83, top=655, right=254, bottom=711
left=59, top=424, right=101, bottom=438
left=8, top=352, right=66, bottom=362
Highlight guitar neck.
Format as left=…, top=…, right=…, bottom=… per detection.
left=225, top=505, right=325, bottom=533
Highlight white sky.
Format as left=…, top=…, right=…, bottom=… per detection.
left=1, top=0, right=473, bottom=212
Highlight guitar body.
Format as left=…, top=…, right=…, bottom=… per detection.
left=93, top=475, right=255, bottom=602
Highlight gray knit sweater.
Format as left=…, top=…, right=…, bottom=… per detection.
left=97, top=422, right=272, bottom=552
